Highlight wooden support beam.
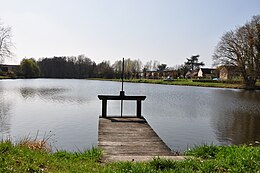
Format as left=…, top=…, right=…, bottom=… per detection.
left=137, top=100, right=142, bottom=118
left=101, top=99, right=107, bottom=117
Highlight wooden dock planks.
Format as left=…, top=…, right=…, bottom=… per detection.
left=98, top=117, right=178, bottom=162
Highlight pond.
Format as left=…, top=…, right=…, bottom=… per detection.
left=0, top=79, right=260, bottom=152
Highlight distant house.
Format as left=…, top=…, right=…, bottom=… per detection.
left=219, top=66, right=240, bottom=80
left=0, top=64, right=20, bottom=73
left=198, top=68, right=217, bottom=79
left=144, top=70, right=159, bottom=79
left=144, top=68, right=177, bottom=79
left=185, top=71, right=198, bottom=79
left=162, top=67, right=178, bottom=79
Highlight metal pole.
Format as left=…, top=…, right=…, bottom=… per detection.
left=121, top=58, right=124, bottom=91
left=120, top=58, right=124, bottom=117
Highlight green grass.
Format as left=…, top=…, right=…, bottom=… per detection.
left=105, top=145, right=260, bottom=173
left=0, top=75, right=12, bottom=79
left=1, top=140, right=259, bottom=172
left=90, top=78, right=247, bottom=89
left=0, top=140, right=102, bottom=172
left=185, top=144, right=260, bottom=172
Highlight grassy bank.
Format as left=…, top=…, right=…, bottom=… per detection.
left=90, top=78, right=257, bottom=89
left=0, top=75, right=12, bottom=79
left=1, top=140, right=259, bottom=172
left=0, top=140, right=102, bottom=172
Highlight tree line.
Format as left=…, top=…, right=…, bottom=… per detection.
left=19, top=55, right=109, bottom=79
left=18, top=55, right=205, bottom=79
left=19, top=56, right=141, bottom=79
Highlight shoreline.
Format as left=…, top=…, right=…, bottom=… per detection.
left=1, top=140, right=259, bottom=172
left=2, top=77, right=260, bottom=90
left=89, top=78, right=260, bottom=90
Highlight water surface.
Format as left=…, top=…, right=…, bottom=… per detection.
left=0, top=79, right=259, bottom=151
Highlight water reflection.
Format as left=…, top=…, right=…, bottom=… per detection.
left=0, top=104, right=11, bottom=135
left=210, top=89, right=260, bottom=146
left=125, top=85, right=259, bottom=149
left=0, top=91, right=11, bottom=136
left=213, top=110, right=260, bottom=145
left=19, top=87, right=87, bottom=104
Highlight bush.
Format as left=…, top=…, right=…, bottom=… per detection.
left=20, top=58, right=40, bottom=78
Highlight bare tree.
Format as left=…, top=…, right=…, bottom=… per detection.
left=152, top=60, right=160, bottom=71
left=213, top=15, right=260, bottom=89
left=143, top=60, right=152, bottom=71
left=112, top=58, right=143, bottom=79
left=0, top=19, right=14, bottom=63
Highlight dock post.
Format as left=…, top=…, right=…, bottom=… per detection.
left=102, top=99, right=107, bottom=117
left=137, top=100, right=142, bottom=118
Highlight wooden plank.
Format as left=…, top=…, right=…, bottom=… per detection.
left=98, top=117, right=177, bottom=162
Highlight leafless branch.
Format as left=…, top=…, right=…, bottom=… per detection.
left=0, top=19, right=14, bottom=63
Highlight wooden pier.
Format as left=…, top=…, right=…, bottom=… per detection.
left=98, top=117, right=183, bottom=162
left=97, top=77, right=185, bottom=162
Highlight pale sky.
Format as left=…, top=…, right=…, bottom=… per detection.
left=1, top=0, right=259, bottom=67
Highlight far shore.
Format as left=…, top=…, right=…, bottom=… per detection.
left=89, top=78, right=260, bottom=90
left=1, top=76, right=260, bottom=90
